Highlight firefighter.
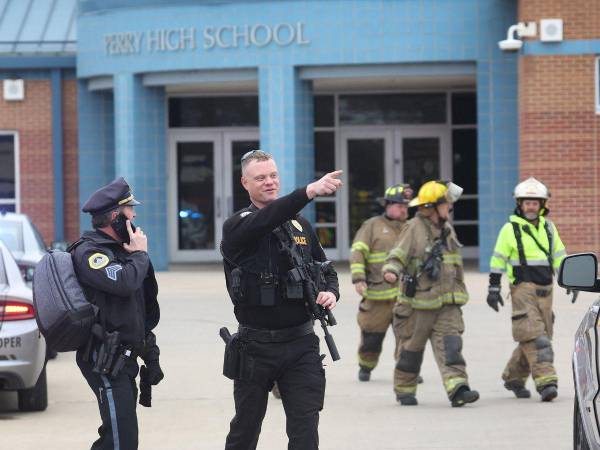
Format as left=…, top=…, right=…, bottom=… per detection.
left=488, top=177, right=566, bottom=402
left=383, top=180, right=479, bottom=407
left=350, top=184, right=413, bottom=381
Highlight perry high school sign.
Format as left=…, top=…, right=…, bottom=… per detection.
left=104, top=23, right=310, bottom=55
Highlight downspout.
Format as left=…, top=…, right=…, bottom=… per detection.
left=51, top=68, right=64, bottom=241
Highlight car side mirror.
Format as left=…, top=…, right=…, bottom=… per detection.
left=558, top=253, right=600, bottom=292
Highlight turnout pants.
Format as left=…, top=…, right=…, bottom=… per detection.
left=225, top=332, right=326, bottom=450
left=357, top=299, right=397, bottom=371
left=76, top=349, right=140, bottom=450
left=394, top=305, right=469, bottom=399
left=502, top=282, right=557, bottom=392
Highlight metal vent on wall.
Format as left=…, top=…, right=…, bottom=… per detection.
left=540, top=19, right=563, bottom=42
left=3, top=79, right=25, bottom=101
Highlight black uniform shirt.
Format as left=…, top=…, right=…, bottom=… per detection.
left=222, top=187, right=339, bottom=329
left=72, top=230, right=160, bottom=348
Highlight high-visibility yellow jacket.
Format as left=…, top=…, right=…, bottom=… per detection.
left=350, top=215, right=406, bottom=301
left=382, top=213, right=468, bottom=310
left=490, top=214, right=566, bottom=285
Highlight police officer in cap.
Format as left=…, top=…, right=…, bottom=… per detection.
left=221, top=150, right=343, bottom=450
left=72, top=177, right=164, bottom=450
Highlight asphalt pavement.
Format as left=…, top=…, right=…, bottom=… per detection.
left=0, top=264, right=587, bottom=449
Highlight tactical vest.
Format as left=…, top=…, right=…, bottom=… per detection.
left=222, top=220, right=315, bottom=307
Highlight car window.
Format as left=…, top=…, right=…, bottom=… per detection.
left=0, top=221, right=24, bottom=252
left=29, top=219, right=47, bottom=250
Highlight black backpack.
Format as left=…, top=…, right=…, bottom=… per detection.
left=32, top=241, right=97, bottom=352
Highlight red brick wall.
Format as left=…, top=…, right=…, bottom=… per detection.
left=519, top=0, right=600, bottom=255
left=0, top=80, right=55, bottom=243
left=519, top=0, right=600, bottom=40
left=519, top=54, right=600, bottom=254
left=0, top=77, right=80, bottom=246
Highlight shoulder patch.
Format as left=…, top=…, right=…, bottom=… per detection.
left=240, top=211, right=252, bottom=218
left=291, top=219, right=303, bottom=232
left=88, top=253, right=109, bottom=270
left=105, top=265, right=123, bottom=281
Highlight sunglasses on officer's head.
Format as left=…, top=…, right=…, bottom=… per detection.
left=240, top=149, right=261, bottom=163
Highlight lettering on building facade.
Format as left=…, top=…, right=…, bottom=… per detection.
left=104, top=22, right=309, bottom=56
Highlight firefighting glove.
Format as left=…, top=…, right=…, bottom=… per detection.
left=143, top=359, right=164, bottom=386
left=487, top=286, right=504, bottom=312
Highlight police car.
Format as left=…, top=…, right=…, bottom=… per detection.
left=0, top=239, right=47, bottom=411
left=558, top=253, right=600, bottom=449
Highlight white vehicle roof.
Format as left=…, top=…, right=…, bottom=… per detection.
left=0, top=212, right=47, bottom=265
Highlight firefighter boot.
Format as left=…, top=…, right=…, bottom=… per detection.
left=504, top=382, right=531, bottom=399
left=396, top=393, right=418, bottom=406
left=451, top=386, right=480, bottom=407
left=540, top=385, right=558, bottom=402
left=358, top=368, right=371, bottom=382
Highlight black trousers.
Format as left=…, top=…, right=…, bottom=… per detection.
left=225, top=333, right=326, bottom=450
left=76, top=349, right=140, bottom=450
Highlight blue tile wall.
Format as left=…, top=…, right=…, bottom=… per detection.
left=113, top=74, right=168, bottom=270
left=258, top=66, right=315, bottom=221
left=77, top=83, right=115, bottom=234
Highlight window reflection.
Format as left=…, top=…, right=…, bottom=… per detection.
left=402, top=138, right=440, bottom=190
left=316, top=227, right=336, bottom=248
left=340, top=93, right=446, bottom=125
left=177, top=142, right=214, bottom=250
left=348, top=139, right=385, bottom=240
left=0, top=135, right=15, bottom=200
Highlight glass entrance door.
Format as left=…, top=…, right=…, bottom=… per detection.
left=169, top=130, right=259, bottom=262
left=394, top=128, right=450, bottom=190
left=340, top=129, right=394, bottom=259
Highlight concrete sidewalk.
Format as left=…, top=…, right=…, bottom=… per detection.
left=0, top=266, right=588, bottom=449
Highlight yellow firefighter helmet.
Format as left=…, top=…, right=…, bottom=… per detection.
left=408, top=180, right=463, bottom=208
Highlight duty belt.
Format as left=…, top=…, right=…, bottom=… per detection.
left=238, top=320, right=314, bottom=343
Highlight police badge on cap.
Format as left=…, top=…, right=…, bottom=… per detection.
left=82, top=177, right=141, bottom=215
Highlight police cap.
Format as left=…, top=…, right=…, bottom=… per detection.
left=81, top=177, right=141, bottom=215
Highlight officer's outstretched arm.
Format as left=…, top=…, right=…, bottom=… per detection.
left=76, top=247, right=150, bottom=297
left=224, top=188, right=312, bottom=247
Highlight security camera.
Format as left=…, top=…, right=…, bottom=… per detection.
left=498, top=38, right=523, bottom=51
left=498, top=22, right=536, bottom=52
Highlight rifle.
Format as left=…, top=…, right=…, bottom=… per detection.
left=281, top=226, right=340, bottom=362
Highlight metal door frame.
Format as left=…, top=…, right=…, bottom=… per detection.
left=168, top=128, right=258, bottom=262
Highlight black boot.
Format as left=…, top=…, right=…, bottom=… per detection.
left=504, top=382, right=531, bottom=399
left=358, top=368, right=371, bottom=382
left=451, top=386, right=480, bottom=407
left=540, top=385, right=558, bottom=402
left=396, top=393, right=418, bottom=406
